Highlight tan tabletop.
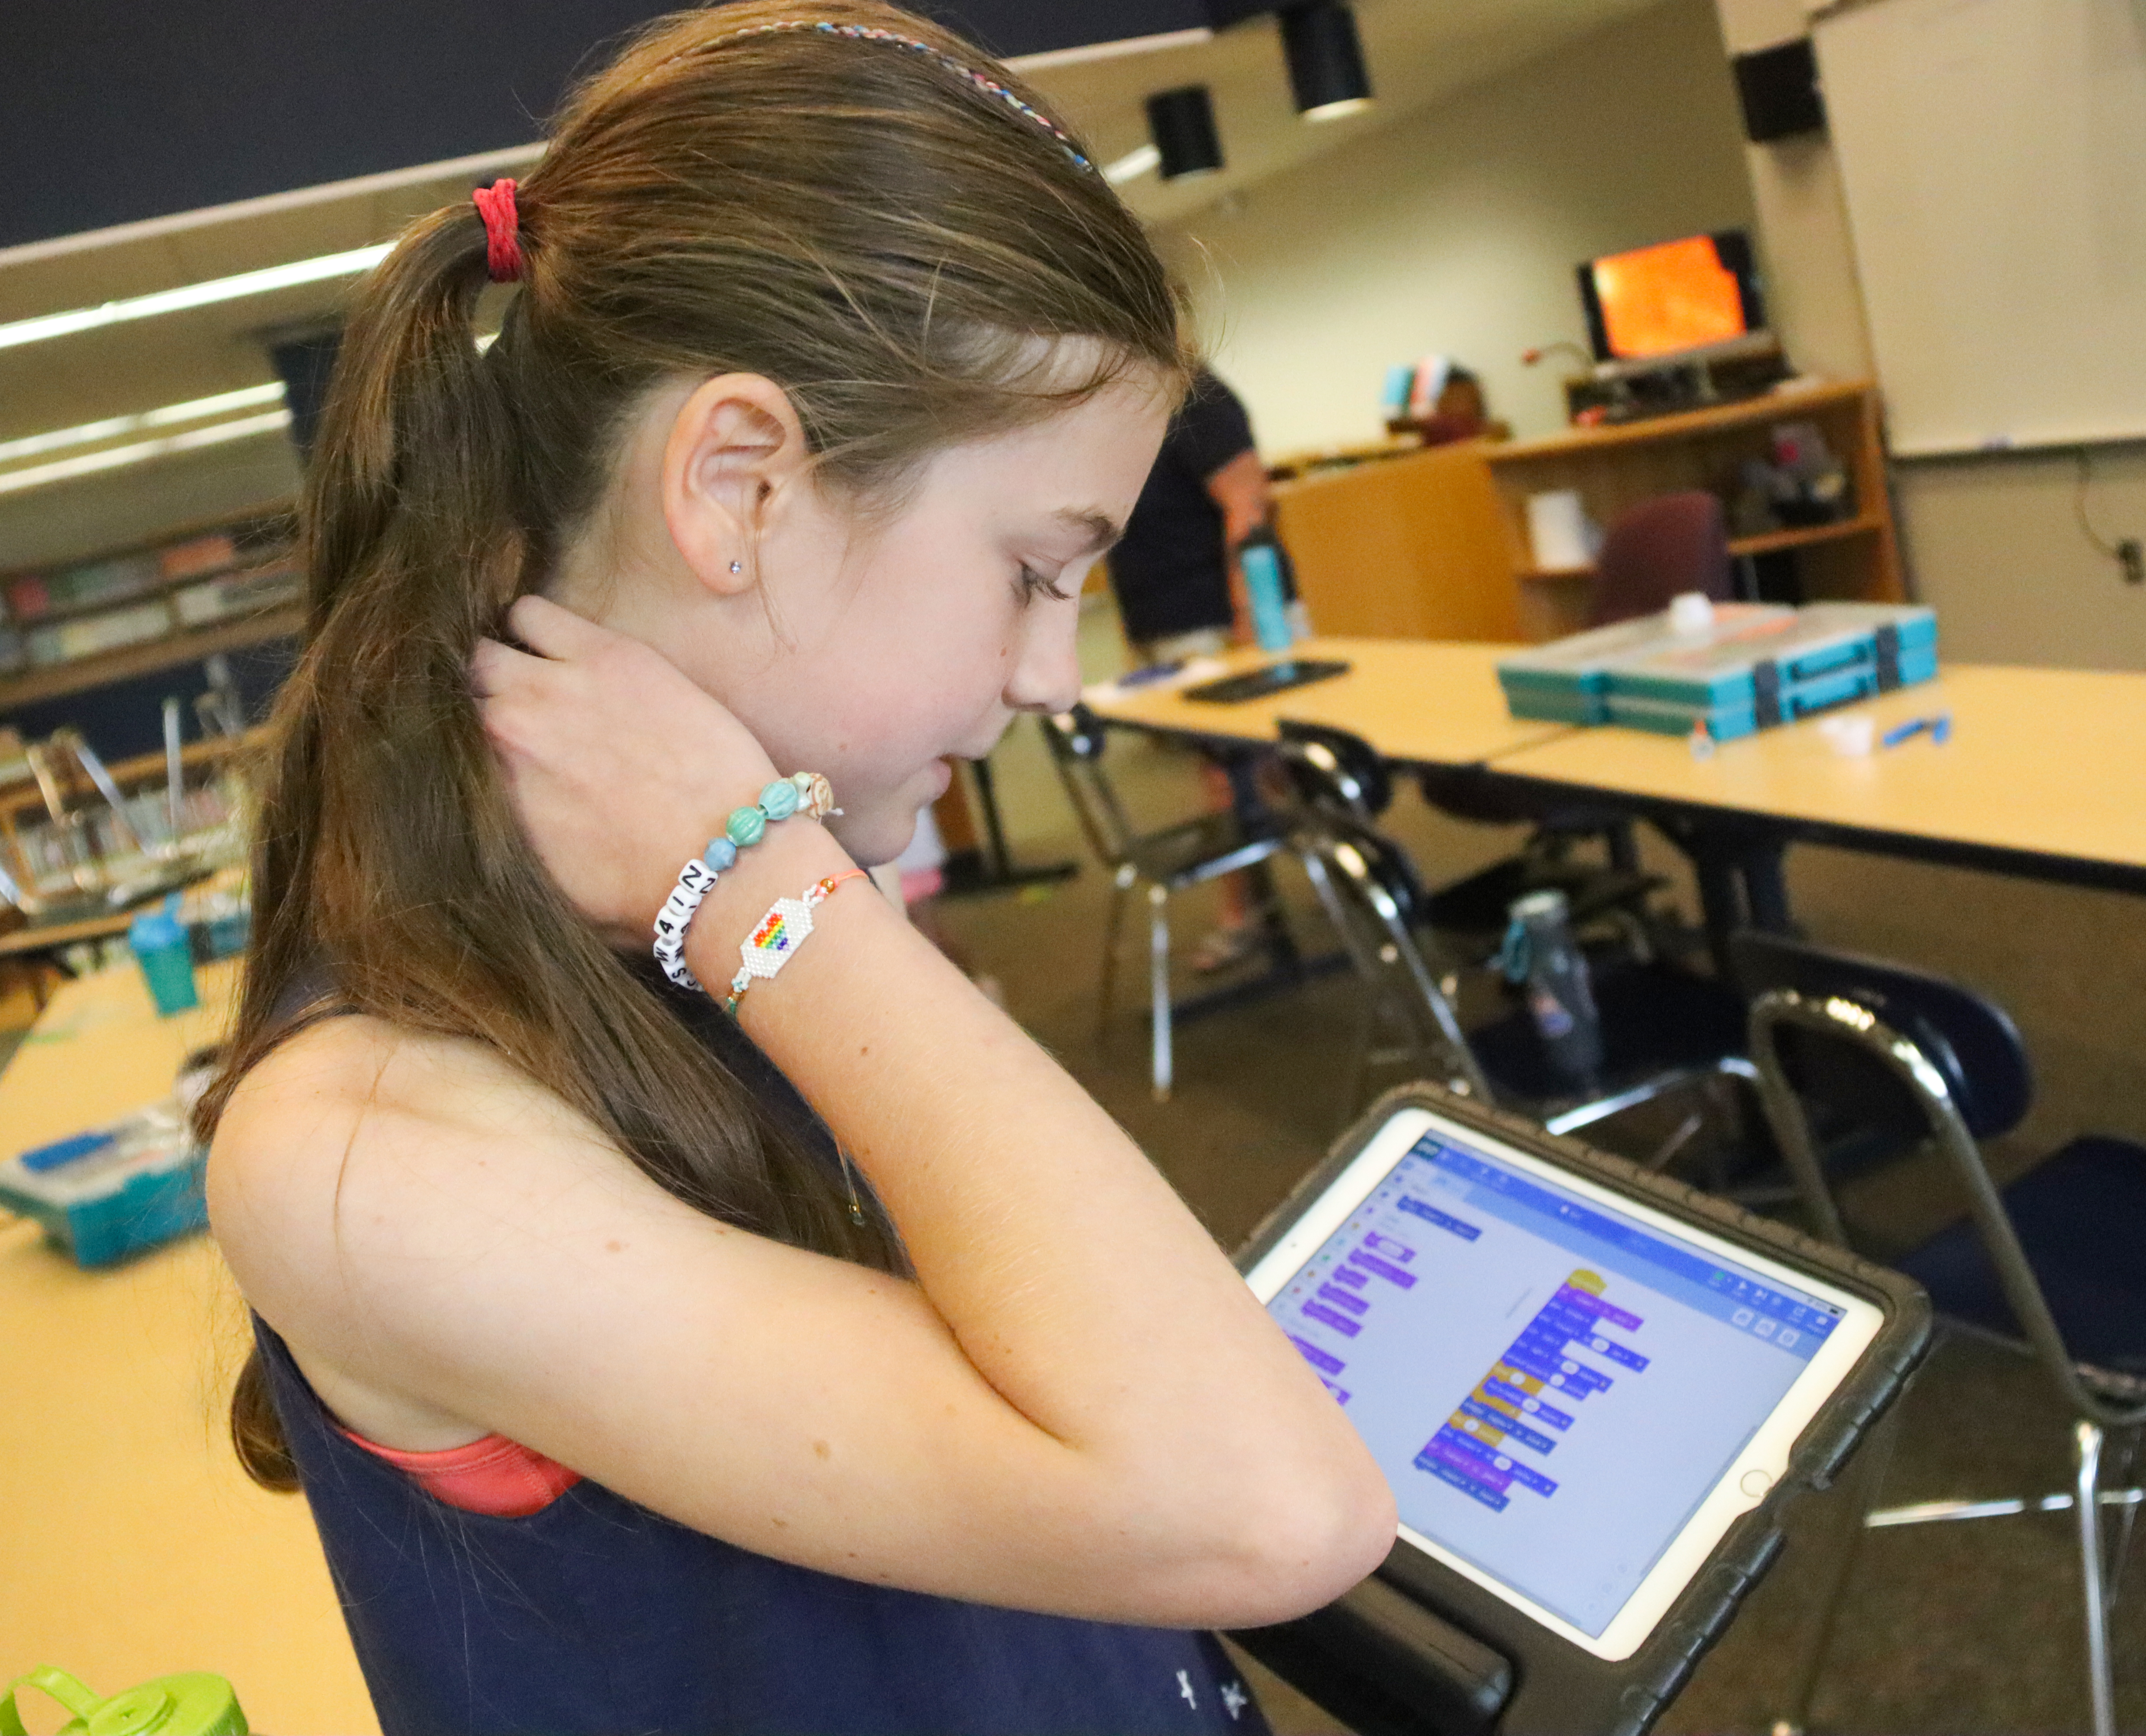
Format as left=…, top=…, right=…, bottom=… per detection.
left=1488, top=664, right=2146, bottom=882
left=1085, top=636, right=1573, bottom=766
left=0, top=961, right=378, bottom=1730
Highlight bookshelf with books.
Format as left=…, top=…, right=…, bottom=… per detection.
left=0, top=507, right=304, bottom=710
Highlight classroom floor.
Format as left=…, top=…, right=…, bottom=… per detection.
left=4, top=599, right=2143, bottom=1733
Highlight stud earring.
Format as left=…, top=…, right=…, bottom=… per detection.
left=729, top=561, right=744, bottom=575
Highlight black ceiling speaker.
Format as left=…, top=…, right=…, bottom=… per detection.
left=1733, top=38, right=1826, bottom=142
left=1146, top=84, right=1224, bottom=179
left=1280, top=1, right=1374, bottom=121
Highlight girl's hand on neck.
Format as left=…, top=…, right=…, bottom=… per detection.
left=474, top=594, right=795, bottom=946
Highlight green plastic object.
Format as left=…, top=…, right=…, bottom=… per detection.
left=0, top=1667, right=247, bottom=1736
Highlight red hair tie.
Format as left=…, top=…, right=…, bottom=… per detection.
left=472, top=179, right=524, bottom=283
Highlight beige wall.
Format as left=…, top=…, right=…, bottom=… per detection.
left=1158, top=0, right=1757, bottom=456
left=1715, top=0, right=2146, bottom=670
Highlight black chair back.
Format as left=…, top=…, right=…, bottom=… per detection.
left=1274, top=720, right=1393, bottom=819
left=1318, top=812, right=1432, bottom=927
left=1042, top=704, right=1107, bottom=765
left=1730, top=931, right=2033, bottom=1143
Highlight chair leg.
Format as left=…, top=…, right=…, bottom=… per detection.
left=1096, top=875, right=1130, bottom=1048
left=2077, top=1420, right=2118, bottom=1736
left=1149, top=884, right=1172, bottom=1102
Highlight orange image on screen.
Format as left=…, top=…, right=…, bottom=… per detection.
left=1593, top=235, right=1746, bottom=359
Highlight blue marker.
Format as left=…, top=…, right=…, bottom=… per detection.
left=1881, top=711, right=1952, bottom=749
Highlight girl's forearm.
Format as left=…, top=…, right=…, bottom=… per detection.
left=681, top=822, right=1389, bottom=1554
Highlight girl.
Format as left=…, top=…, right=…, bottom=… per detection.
left=203, top=5, right=1394, bottom=1731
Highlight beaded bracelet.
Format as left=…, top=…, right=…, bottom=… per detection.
left=652, top=772, right=839, bottom=991
left=724, top=870, right=871, bottom=1016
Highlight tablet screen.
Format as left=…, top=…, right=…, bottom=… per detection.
left=1249, top=1109, right=1878, bottom=1657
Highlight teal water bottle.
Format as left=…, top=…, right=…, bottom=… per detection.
left=1239, top=530, right=1297, bottom=652
left=129, top=894, right=199, bottom=1016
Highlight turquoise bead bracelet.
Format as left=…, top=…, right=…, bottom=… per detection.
left=653, top=772, right=839, bottom=991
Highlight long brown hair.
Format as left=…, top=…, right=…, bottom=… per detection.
left=204, top=0, right=1189, bottom=1488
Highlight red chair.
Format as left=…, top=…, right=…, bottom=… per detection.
left=1586, top=490, right=1734, bottom=626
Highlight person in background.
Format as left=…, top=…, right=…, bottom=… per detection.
left=1105, top=367, right=1291, bottom=972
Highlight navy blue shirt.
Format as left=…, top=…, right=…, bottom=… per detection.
left=1109, top=370, right=1258, bottom=646
left=255, top=982, right=1272, bottom=1736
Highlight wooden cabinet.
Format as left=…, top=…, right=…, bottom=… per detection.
left=1270, top=439, right=1523, bottom=642
left=1269, top=380, right=1903, bottom=646
left=1482, top=379, right=1903, bottom=641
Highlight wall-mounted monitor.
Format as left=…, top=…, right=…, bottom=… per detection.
left=1577, top=232, right=1767, bottom=367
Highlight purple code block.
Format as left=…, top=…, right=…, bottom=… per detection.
left=1348, top=1251, right=1416, bottom=1288
left=1330, top=1265, right=1369, bottom=1289
left=1502, top=1459, right=1559, bottom=1497
left=1596, top=1302, right=1645, bottom=1332
left=1362, top=1232, right=1415, bottom=1263
left=1421, top=1456, right=1510, bottom=1512
left=1593, top=1338, right=1649, bottom=1371
left=1316, top=1283, right=1369, bottom=1316
left=1300, top=1302, right=1362, bottom=1337
left=1424, top=1435, right=1512, bottom=1494
left=1290, top=1336, right=1344, bottom=1376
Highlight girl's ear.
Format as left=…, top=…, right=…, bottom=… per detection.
left=661, top=375, right=813, bottom=596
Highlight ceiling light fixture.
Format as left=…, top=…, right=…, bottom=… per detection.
left=1280, top=1, right=1375, bottom=122
left=0, top=382, right=287, bottom=467
left=1146, top=85, right=1225, bottom=180
left=0, top=243, right=392, bottom=355
left=0, top=408, right=293, bottom=497
left=1104, top=143, right=1163, bottom=187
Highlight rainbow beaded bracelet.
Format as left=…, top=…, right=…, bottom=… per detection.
left=723, top=870, right=870, bottom=1016
left=652, top=772, right=839, bottom=991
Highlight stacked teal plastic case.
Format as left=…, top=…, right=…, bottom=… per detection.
left=0, top=1105, right=206, bottom=1267
left=1498, top=602, right=1938, bottom=740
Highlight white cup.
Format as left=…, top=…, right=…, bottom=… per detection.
left=1526, top=490, right=1597, bottom=571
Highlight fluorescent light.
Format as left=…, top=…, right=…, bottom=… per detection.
left=0, top=409, right=293, bottom=496
left=1104, top=144, right=1162, bottom=186
left=0, top=243, right=392, bottom=354
left=1010, top=28, right=1211, bottom=71
left=0, top=383, right=287, bottom=467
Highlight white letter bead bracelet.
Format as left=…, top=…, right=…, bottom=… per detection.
left=652, top=772, right=840, bottom=993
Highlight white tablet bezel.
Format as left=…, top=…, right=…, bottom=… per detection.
left=1244, top=1104, right=1885, bottom=1662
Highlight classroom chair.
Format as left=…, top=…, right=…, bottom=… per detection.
left=1041, top=705, right=1306, bottom=1101
left=1736, top=931, right=2146, bottom=1736
left=1274, top=720, right=1664, bottom=962
left=1276, top=729, right=1751, bottom=1148
left=1585, top=490, right=1735, bottom=625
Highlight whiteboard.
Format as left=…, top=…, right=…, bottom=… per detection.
left=1813, top=0, right=2146, bottom=456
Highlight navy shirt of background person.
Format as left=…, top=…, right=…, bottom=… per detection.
left=1109, top=368, right=1266, bottom=651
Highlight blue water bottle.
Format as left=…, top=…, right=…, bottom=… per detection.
left=1239, top=530, right=1297, bottom=652
left=1499, top=889, right=1604, bottom=1088
left=130, top=894, right=200, bottom=1016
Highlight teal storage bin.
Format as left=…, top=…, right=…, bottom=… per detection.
left=1497, top=604, right=1791, bottom=723
left=0, top=1107, right=207, bottom=1267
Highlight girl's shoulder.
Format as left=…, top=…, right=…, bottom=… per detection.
left=207, top=1013, right=635, bottom=1449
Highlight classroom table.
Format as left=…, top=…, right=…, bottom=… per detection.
left=1084, top=636, right=1570, bottom=766
left=0, top=962, right=377, bottom=1731
left=1084, top=641, right=2146, bottom=960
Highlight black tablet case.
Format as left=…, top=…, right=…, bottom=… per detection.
left=1229, top=1084, right=1932, bottom=1736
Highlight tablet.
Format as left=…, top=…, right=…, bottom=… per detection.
left=1180, top=658, right=1352, bottom=704
left=1244, top=1100, right=1886, bottom=1664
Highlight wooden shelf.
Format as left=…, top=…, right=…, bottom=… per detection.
left=6, top=555, right=298, bottom=631
left=1484, top=380, right=1872, bottom=466
left=0, top=605, right=303, bottom=710
left=1517, top=513, right=1885, bottom=582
